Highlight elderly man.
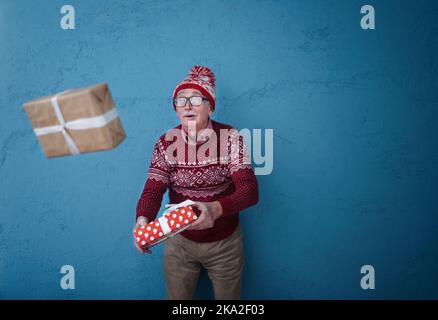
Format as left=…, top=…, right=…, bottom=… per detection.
left=134, top=65, right=259, bottom=300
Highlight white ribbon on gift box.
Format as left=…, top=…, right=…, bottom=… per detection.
left=33, top=90, right=119, bottom=155
left=156, top=200, right=196, bottom=238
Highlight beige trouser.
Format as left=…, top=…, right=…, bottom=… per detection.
left=163, top=224, right=244, bottom=300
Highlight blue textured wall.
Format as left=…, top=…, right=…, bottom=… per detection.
left=1, top=0, right=437, bottom=299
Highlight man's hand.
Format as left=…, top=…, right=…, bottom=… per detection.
left=133, top=216, right=152, bottom=254
left=188, top=201, right=223, bottom=231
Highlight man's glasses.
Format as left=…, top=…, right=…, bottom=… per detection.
left=173, top=96, right=208, bottom=108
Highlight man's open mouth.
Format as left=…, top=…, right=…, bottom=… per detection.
left=184, top=114, right=196, bottom=119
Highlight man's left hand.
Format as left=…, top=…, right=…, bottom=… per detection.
left=188, top=201, right=223, bottom=231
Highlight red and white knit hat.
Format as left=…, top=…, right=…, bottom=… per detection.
left=172, top=65, right=216, bottom=110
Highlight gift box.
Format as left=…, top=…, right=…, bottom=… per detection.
left=23, top=83, right=126, bottom=158
left=134, top=200, right=198, bottom=248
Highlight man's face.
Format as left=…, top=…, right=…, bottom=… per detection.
left=175, top=88, right=212, bottom=131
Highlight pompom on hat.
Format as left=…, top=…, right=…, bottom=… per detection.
left=172, top=65, right=216, bottom=110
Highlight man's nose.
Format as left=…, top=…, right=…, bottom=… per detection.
left=184, top=100, right=193, bottom=109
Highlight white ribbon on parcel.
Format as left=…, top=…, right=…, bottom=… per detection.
left=33, top=90, right=120, bottom=155
left=157, top=200, right=196, bottom=237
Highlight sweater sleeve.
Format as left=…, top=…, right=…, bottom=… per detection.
left=136, top=139, right=171, bottom=222
left=217, top=131, right=259, bottom=216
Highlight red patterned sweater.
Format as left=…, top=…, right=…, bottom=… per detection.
left=136, top=119, right=259, bottom=242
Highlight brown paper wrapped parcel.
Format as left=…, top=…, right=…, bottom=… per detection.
left=23, top=83, right=126, bottom=158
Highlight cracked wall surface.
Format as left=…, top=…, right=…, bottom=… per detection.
left=0, top=0, right=438, bottom=299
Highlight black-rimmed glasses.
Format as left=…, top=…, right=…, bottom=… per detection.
left=173, top=96, right=208, bottom=108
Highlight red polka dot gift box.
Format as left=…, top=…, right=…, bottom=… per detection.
left=133, top=200, right=198, bottom=248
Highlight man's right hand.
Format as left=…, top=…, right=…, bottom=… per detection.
left=133, top=216, right=152, bottom=254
